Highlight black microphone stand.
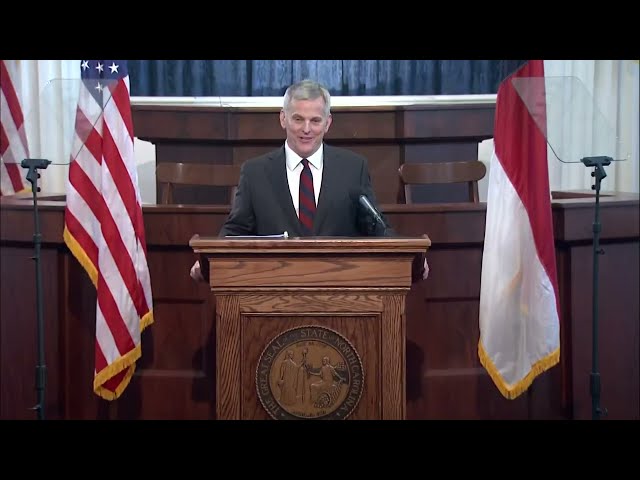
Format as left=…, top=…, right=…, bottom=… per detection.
left=580, top=155, right=611, bottom=421
left=20, top=157, right=51, bottom=420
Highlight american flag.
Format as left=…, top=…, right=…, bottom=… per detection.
left=63, top=60, right=154, bottom=400
left=1, top=60, right=30, bottom=196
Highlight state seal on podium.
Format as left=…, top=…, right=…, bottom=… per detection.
left=256, top=326, right=364, bottom=420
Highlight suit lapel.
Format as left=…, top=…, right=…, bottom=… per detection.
left=314, top=145, right=337, bottom=234
left=267, top=147, right=301, bottom=236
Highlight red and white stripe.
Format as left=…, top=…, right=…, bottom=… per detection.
left=478, top=60, right=560, bottom=399
left=63, top=72, right=153, bottom=400
left=1, top=60, right=30, bottom=196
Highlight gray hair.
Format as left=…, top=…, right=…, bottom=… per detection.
left=283, top=79, right=331, bottom=118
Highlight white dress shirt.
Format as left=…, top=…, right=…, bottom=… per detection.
left=284, top=141, right=323, bottom=217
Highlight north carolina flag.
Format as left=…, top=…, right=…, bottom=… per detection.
left=478, top=60, right=560, bottom=399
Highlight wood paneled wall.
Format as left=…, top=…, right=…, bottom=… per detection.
left=2, top=193, right=638, bottom=420
left=131, top=103, right=495, bottom=205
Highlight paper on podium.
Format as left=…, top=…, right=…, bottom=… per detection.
left=225, top=232, right=290, bottom=239
left=511, top=75, right=630, bottom=164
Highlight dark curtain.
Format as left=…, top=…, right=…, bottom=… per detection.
left=128, top=60, right=527, bottom=97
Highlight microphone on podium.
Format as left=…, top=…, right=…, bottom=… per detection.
left=351, top=190, right=388, bottom=235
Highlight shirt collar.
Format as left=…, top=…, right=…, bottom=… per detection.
left=285, top=141, right=323, bottom=171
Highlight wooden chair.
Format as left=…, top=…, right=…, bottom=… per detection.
left=156, top=162, right=241, bottom=204
left=398, top=161, right=487, bottom=203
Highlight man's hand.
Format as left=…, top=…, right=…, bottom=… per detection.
left=412, top=253, right=429, bottom=283
left=411, top=234, right=430, bottom=283
left=190, top=260, right=204, bottom=282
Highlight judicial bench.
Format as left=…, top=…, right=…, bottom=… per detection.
left=1, top=101, right=638, bottom=420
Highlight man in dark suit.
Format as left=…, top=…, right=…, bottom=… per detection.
left=219, top=142, right=385, bottom=238
left=190, top=79, right=427, bottom=281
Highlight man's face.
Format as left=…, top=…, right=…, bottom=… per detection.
left=280, top=97, right=332, bottom=158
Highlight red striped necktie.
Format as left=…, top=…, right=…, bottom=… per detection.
left=298, top=158, right=316, bottom=235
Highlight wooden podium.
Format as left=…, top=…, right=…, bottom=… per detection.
left=189, top=235, right=430, bottom=420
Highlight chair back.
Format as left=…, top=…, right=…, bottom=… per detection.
left=156, top=162, right=241, bottom=204
left=398, top=161, right=487, bottom=203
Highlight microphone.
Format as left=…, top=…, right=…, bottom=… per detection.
left=351, top=190, right=388, bottom=234
left=358, top=194, right=386, bottom=227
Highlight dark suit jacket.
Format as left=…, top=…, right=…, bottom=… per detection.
left=219, top=144, right=392, bottom=237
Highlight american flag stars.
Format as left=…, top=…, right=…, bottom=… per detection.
left=80, top=60, right=127, bottom=80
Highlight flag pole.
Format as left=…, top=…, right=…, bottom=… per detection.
left=21, top=157, right=51, bottom=420
left=581, top=155, right=611, bottom=421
